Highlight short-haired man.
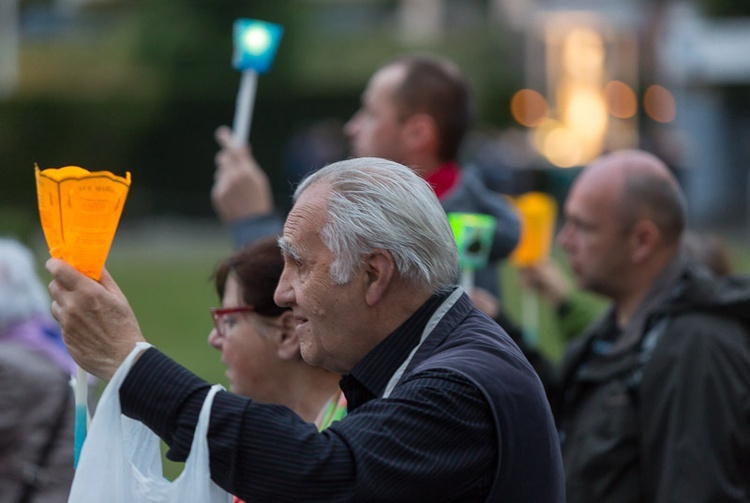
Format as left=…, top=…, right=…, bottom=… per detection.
left=555, top=149, right=750, bottom=501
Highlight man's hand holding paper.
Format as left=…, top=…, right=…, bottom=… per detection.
left=46, top=259, right=145, bottom=382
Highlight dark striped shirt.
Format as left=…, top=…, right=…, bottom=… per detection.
left=120, top=292, right=525, bottom=501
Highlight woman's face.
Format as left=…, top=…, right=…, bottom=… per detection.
left=208, top=273, right=284, bottom=400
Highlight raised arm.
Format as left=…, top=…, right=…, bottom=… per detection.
left=46, top=258, right=145, bottom=381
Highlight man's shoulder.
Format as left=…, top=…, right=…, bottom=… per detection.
left=421, top=307, right=541, bottom=388
left=445, top=165, right=495, bottom=200
left=647, top=270, right=750, bottom=353
left=653, top=268, right=750, bottom=348
left=658, top=309, right=750, bottom=353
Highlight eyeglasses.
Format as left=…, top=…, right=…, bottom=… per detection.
left=211, top=306, right=255, bottom=338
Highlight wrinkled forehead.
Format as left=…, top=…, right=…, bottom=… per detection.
left=290, top=181, right=329, bottom=222
left=283, top=183, right=330, bottom=246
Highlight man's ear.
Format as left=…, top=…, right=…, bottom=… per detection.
left=364, top=249, right=395, bottom=306
left=630, top=219, right=659, bottom=263
left=275, top=311, right=300, bottom=360
left=403, top=113, right=438, bottom=152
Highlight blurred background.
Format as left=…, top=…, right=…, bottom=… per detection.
left=3, top=0, right=750, bottom=427
left=5, top=0, right=750, bottom=232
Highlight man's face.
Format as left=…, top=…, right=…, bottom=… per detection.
left=344, top=65, right=409, bottom=162
left=557, top=170, right=633, bottom=298
left=274, top=183, right=372, bottom=374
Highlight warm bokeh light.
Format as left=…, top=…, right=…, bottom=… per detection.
left=562, top=28, right=605, bottom=78
left=527, top=16, right=640, bottom=167
left=604, top=80, right=637, bottom=118
left=563, top=87, right=608, bottom=140
left=554, top=26, right=607, bottom=164
left=643, top=84, right=677, bottom=123
left=510, top=89, right=548, bottom=127
left=543, top=127, right=582, bottom=168
left=534, top=118, right=583, bottom=168
left=532, top=118, right=561, bottom=153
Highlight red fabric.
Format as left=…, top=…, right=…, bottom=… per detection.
left=425, top=162, right=461, bottom=200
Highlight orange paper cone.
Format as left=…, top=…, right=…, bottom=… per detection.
left=35, top=165, right=131, bottom=281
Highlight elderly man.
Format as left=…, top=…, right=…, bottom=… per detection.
left=48, top=158, right=563, bottom=502
left=554, top=149, right=750, bottom=502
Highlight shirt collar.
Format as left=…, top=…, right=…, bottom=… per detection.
left=424, top=162, right=461, bottom=200
left=610, top=251, right=688, bottom=353
left=340, top=291, right=449, bottom=410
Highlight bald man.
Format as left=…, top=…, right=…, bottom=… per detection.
left=553, top=150, right=750, bottom=502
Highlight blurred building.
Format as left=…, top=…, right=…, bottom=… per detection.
left=495, top=0, right=750, bottom=228
left=659, top=2, right=750, bottom=227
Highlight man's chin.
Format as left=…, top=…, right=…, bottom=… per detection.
left=300, top=345, right=320, bottom=366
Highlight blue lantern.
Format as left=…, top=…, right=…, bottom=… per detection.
left=232, top=19, right=283, bottom=74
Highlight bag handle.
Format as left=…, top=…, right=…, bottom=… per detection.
left=181, top=384, right=224, bottom=478
left=109, top=342, right=153, bottom=391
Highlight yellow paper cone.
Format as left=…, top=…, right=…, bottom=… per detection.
left=510, top=192, right=557, bottom=267
left=35, top=165, right=131, bottom=281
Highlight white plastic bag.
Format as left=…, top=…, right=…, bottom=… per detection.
left=67, top=342, right=232, bottom=502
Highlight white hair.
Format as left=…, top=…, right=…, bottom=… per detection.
left=294, top=157, right=459, bottom=293
left=0, top=239, right=51, bottom=330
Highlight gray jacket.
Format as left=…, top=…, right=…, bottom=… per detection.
left=0, top=344, right=74, bottom=503
left=557, top=261, right=750, bottom=502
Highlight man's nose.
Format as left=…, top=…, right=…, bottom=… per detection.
left=274, top=269, right=294, bottom=308
left=344, top=111, right=362, bottom=137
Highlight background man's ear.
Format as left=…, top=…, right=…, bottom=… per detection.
left=630, top=219, right=659, bottom=263
left=403, top=113, right=438, bottom=151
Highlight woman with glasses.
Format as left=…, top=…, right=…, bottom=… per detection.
left=209, top=235, right=346, bottom=430
left=210, top=235, right=347, bottom=503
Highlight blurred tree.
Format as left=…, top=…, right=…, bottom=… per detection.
left=125, top=0, right=308, bottom=215
left=695, top=0, right=750, bottom=17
